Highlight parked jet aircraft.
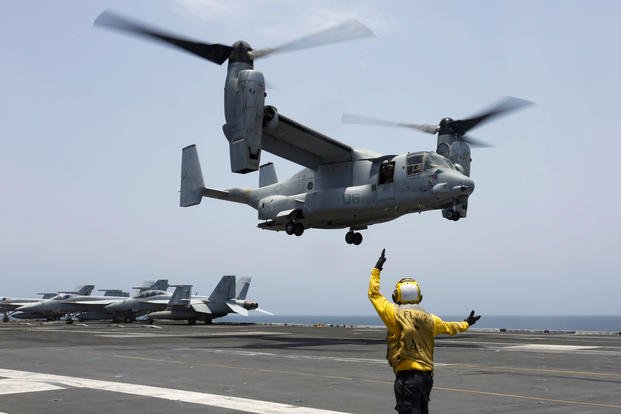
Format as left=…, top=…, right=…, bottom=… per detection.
left=148, top=276, right=271, bottom=324
left=64, top=280, right=169, bottom=323
left=95, top=11, right=532, bottom=244
left=12, top=285, right=95, bottom=321
left=1, top=293, right=54, bottom=322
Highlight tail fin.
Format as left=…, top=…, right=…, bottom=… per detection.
left=169, top=285, right=192, bottom=307
left=208, top=276, right=236, bottom=302
left=235, top=277, right=251, bottom=299
left=150, top=279, right=169, bottom=291
left=75, top=285, right=95, bottom=296
left=181, top=145, right=206, bottom=207
left=259, top=163, right=278, bottom=187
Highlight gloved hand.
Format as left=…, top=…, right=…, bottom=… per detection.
left=375, top=249, right=386, bottom=270
left=465, top=310, right=481, bottom=326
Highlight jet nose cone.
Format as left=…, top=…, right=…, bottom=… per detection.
left=17, top=303, right=39, bottom=311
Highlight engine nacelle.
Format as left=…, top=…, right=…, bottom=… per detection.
left=223, top=69, right=265, bottom=174
left=258, top=195, right=297, bottom=220
left=437, top=134, right=471, bottom=177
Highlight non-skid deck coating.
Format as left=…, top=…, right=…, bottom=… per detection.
left=0, top=321, right=620, bottom=413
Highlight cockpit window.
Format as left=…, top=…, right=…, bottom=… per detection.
left=407, top=153, right=425, bottom=176
left=424, top=153, right=454, bottom=170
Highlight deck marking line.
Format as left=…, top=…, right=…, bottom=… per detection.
left=504, top=344, right=599, bottom=351
left=0, top=368, right=350, bottom=414
left=0, top=378, right=65, bottom=395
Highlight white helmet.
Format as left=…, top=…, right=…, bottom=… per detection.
left=392, top=278, right=423, bottom=304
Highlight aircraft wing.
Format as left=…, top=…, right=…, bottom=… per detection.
left=262, top=109, right=354, bottom=169
left=64, top=299, right=118, bottom=306
left=140, top=299, right=171, bottom=305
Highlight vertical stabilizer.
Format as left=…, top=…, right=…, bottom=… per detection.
left=180, top=145, right=206, bottom=207
left=259, top=163, right=278, bottom=187
left=75, top=285, right=95, bottom=296
left=235, top=277, right=252, bottom=299
left=150, top=279, right=169, bottom=291
left=169, top=285, right=192, bottom=307
left=208, top=276, right=236, bottom=302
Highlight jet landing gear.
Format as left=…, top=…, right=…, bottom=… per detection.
left=345, top=230, right=363, bottom=245
left=285, top=221, right=304, bottom=236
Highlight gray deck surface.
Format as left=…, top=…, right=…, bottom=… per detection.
left=0, top=321, right=620, bottom=413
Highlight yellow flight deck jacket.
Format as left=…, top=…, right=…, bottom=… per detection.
left=368, top=267, right=469, bottom=372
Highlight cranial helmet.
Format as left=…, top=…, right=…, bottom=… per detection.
left=392, top=278, right=423, bottom=304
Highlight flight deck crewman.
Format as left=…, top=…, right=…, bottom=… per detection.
left=368, top=249, right=481, bottom=414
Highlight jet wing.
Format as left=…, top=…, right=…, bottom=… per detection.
left=64, top=300, right=117, bottom=305
left=140, top=299, right=171, bottom=305
left=262, top=110, right=353, bottom=169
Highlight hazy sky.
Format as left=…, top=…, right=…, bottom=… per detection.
left=1, top=0, right=620, bottom=316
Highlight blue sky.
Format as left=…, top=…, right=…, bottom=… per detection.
left=1, top=0, right=620, bottom=315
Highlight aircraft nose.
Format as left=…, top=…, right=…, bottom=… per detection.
left=432, top=171, right=475, bottom=195
left=17, top=303, right=39, bottom=311
left=454, top=175, right=475, bottom=195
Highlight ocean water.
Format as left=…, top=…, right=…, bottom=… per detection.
left=221, top=314, right=621, bottom=332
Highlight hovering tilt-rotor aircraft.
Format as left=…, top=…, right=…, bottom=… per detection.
left=95, top=11, right=532, bottom=245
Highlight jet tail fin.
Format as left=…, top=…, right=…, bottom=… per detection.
left=169, top=285, right=192, bottom=307
left=150, top=279, right=169, bottom=291
left=235, top=277, right=251, bottom=300
left=74, top=285, right=95, bottom=296
left=208, top=276, right=236, bottom=302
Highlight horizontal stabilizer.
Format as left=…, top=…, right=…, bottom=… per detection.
left=254, top=307, right=274, bottom=316
left=226, top=301, right=249, bottom=316
left=190, top=300, right=211, bottom=314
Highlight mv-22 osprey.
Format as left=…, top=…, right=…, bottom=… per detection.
left=96, top=12, right=531, bottom=245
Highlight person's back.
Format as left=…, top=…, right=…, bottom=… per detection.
left=368, top=249, right=480, bottom=413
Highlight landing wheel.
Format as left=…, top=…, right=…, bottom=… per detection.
left=285, top=221, right=295, bottom=235
left=452, top=215, right=460, bottom=221
left=345, top=231, right=355, bottom=244
left=146, top=318, right=154, bottom=325
left=65, top=318, right=74, bottom=325
left=293, top=222, right=304, bottom=236
left=352, top=232, right=363, bottom=245
left=124, top=316, right=134, bottom=324
left=205, top=319, right=213, bottom=325
left=188, top=318, right=196, bottom=325
left=445, top=210, right=456, bottom=220
left=2, top=316, right=9, bottom=323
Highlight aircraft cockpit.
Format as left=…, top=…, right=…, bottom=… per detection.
left=406, top=152, right=455, bottom=176
left=134, top=290, right=164, bottom=298
left=52, top=294, right=72, bottom=301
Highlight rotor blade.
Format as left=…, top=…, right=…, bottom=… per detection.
left=94, top=10, right=232, bottom=65
left=342, top=113, right=438, bottom=134
left=450, top=96, right=533, bottom=135
left=461, top=134, right=493, bottom=148
left=252, top=19, right=374, bottom=59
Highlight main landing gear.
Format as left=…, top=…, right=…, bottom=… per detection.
left=345, top=229, right=363, bottom=245
left=285, top=220, right=304, bottom=236
left=445, top=209, right=460, bottom=221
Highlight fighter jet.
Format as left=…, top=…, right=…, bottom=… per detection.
left=1, top=292, right=56, bottom=322
left=12, top=285, right=95, bottom=321
left=148, top=276, right=271, bottom=324
left=65, top=280, right=169, bottom=323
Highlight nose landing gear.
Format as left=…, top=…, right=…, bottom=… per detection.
left=345, top=230, right=363, bottom=245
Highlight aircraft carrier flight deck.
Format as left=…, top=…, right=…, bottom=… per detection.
left=1, top=322, right=620, bottom=413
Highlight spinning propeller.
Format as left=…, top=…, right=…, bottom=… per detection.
left=342, top=97, right=533, bottom=147
left=94, top=10, right=374, bottom=65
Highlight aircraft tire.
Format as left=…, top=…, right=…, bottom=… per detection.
left=345, top=231, right=354, bottom=244
left=353, top=232, right=363, bottom=245
left=285, top=221, right=295, bottom=235
left=188, top=318, right=196, bottom=325
left=294, top=222, right=304, bottom=236
left=2, top=316, right=8, bottom=323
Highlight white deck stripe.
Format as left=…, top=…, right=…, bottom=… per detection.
left=0, top=368, right=350, bottom=414
left=0, top=378, right=64, bottom=395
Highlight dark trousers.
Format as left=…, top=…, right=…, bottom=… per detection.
left=394, top=370, right=433, bottom=414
